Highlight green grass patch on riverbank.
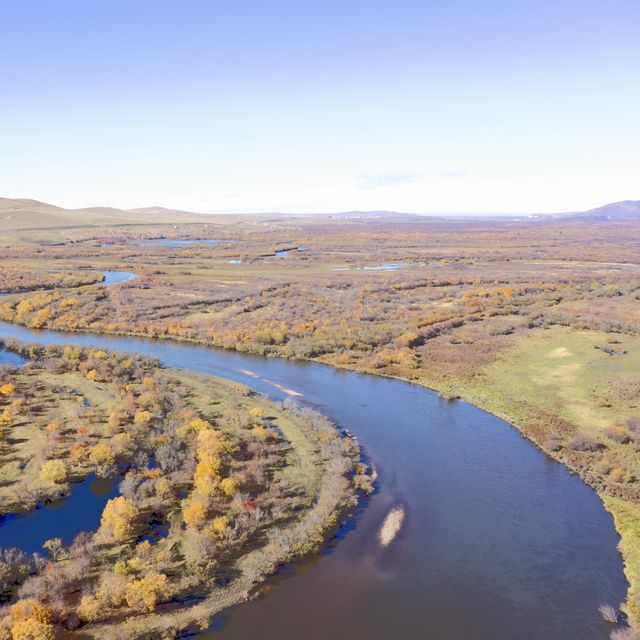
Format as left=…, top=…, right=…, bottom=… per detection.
left=444, top=326, right=640, bottom=619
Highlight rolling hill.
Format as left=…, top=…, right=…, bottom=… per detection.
left=564, top=200, right=640, bottom=221
left=1, top=195, right=639, bottom=241
left=0, top=197, right=208, bottom=231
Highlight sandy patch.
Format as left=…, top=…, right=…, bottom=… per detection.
left=549, top=347, right=572, bottom=358
left=378, top=506, right=405, bottom=548
left=550, top=362, right=581, bottom=377
left=262, top=378, right=303, bottom=397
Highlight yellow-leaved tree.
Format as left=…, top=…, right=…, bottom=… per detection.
left=89, top=442, right=116, bottom=467
left=219, top=477, right=238, bottom=497
left=100, top=496, right=138, bottom=541
left=39, top=459, right=66, bottom=484
left=0, top=382, right=16, bottom=396
left=124, top=572, right=170, bottom=612
left=10, top=599, right=54, bottom=640
left=182, top=499, right=207, bottom=529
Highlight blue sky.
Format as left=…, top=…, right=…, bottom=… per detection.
left=1, top=0, right=639, bottom=213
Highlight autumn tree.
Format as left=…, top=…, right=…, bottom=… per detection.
left=0, top=382, right=15, bottom=396
left=100, top=496, right=137, bottom=541
left=39, top=460, right=66, bottom=484
left=219, top=477, right=238, bottom=497
left=124, top=572, right=170, bottom=612
left=182, top=498, right=207, bottom=529
left=9, top=599, right=54, bottom=640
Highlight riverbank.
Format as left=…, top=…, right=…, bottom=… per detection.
left=4, top=318, right=637, bottom=628
left=315, top=328, right=640, bottom=626
left=0, top=340, right=370, bottom=639
left=336, top=328, right=640, bottom=626
left=0, top=319, right=628, bottom=639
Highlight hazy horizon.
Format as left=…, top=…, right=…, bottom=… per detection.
left=2, top=192, right=637, bottom=218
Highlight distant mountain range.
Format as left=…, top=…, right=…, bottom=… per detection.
left=1, top=196, right=639, bottom=227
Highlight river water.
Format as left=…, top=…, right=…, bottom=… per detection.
left=0, top=316, right=628, bottom=639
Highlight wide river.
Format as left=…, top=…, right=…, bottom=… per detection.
left=0, top=314, right=628, bottom=639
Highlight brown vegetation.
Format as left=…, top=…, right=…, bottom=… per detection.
left=0, top=213, right=639, bottom=628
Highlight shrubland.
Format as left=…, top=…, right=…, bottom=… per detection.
left=0, top=341, right=370, bottom=638
left=0, top=214, right=639, bottom=627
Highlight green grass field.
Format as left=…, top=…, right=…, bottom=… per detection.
left=450, top=326, right=640, bottom=618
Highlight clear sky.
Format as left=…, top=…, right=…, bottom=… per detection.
left=1, top=0, right=639, bottom=214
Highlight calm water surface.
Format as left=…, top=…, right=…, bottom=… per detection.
left=0, top=475, right=118, bottom=554
left=334, top=262, right=405, bottom=271
left=0, top=320, right=627, bottom=639
left=0, top=348, right=27, bottom=367
left=0, top=271, right=136, bottom=296
left=99, top=270, right=138, bottom=286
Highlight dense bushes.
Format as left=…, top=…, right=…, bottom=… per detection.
left=0, top=340, right=370, bottom=638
